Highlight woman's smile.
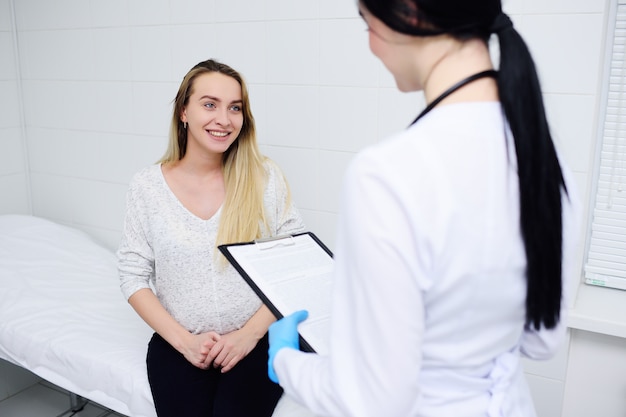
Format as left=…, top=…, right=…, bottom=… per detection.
left=208, top=129, right=230, bottom=139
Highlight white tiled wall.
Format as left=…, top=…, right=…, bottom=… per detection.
left=0, top=0, right=425, bottom=250
left=0, top=0, right=612, bottom=416
left=562, top=330, right=626, bottom=417
left=0, top=0, right=29, bottom=215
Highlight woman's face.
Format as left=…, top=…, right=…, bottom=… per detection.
left=359, top=6, right=389, bottom=62
left=181, top=72, right=244, bottom=157
left=358, top=4, right=423, bottom=92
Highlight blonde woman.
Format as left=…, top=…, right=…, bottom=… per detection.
left=118, top=59, right=305, bottom=417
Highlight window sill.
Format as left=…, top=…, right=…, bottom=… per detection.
left=568, top=283, right=626, bottom=338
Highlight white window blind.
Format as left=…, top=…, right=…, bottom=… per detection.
left=585, top=0, right=626, bottom=290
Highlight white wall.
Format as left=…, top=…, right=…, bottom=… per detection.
left=562, top=330, right=626, bottom=417
left=2, top=0, right=424, bottom=250
left=0, top=0, right=616, bottom=416
left=1, top=0, right=603, bottom=252
left=0, top=0, right=29, bottom=214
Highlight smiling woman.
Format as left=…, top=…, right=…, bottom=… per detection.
left=117, top=59, right=306, bottom=417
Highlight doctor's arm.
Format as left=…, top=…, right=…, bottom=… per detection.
left=269, top=154, right=427, bottom=417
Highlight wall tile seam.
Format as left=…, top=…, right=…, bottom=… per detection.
left=262, top=144, right=360, bottom=154
left=215, top=17, right=356, bottom=24
left=13, top=17, right=359, bottom=32
left=262, top=143, right=318, bottom=151
left=12, top=13, right=600, bottom=32
left=256, top=84, right=394, bottom=91
left=542, top=92, right=596, bottom=97
left=23, top=129, right=163, bottom=138
left=16, top=14, right=600, bottom=31
left=516, top=11, right=605, bottom=17
left=0, top=170, right=27, bottom=176
left=9, top=0, right=32, bottom=213
left=523, top=371, right=566, bottom=382
left=28, top=172, right=129, bottom=185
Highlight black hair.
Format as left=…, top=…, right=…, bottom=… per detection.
left=360, top=0, right=567, bottom=330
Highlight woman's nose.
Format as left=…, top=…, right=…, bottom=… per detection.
left=215, top=108, right=230, bottom=126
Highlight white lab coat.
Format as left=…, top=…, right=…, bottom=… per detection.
left=273, top=102, right=581, bottom=417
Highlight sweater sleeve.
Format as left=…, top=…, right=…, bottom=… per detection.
left=264, top=159, right=306, bottom=236
left=117, top=177, right=155, bottom=300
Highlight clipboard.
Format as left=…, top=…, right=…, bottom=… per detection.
left=218, top=232, right=333, bottom=354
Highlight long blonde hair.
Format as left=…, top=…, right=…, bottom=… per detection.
left=159, top=59, right=269, bottom=248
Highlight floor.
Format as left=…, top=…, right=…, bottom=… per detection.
left=0, top=380, right=126, bottom=417
left=0, top=379, right=315, bottom=417
left=0, top=359, right=315, bottom=417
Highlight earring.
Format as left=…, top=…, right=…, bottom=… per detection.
left=183, top=121, right=187, bottom=129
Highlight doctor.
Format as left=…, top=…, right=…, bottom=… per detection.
left=267, top=0, right=581, bottom=416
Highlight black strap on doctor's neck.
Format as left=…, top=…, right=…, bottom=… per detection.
left=410, top=69, right=498, bottom=126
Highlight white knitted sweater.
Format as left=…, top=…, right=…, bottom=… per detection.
left=117, top=160, right=305, bottom=334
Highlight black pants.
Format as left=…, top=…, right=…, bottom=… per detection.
left=146, top=332, right=283, bottom=417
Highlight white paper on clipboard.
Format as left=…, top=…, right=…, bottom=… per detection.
left=218, top=232, right=333, bottom=355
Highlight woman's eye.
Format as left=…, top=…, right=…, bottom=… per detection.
left=204, top=102, right=216, bottom=109
left=230, top=105, right=241, bottom=112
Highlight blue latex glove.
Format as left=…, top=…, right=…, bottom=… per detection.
left=268, top=310, right=309, bottom=383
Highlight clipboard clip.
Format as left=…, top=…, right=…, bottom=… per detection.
left=254, top=235, right=296, bottom=250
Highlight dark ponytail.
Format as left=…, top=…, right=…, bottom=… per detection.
left=495, top=17, right=566, bottom=330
